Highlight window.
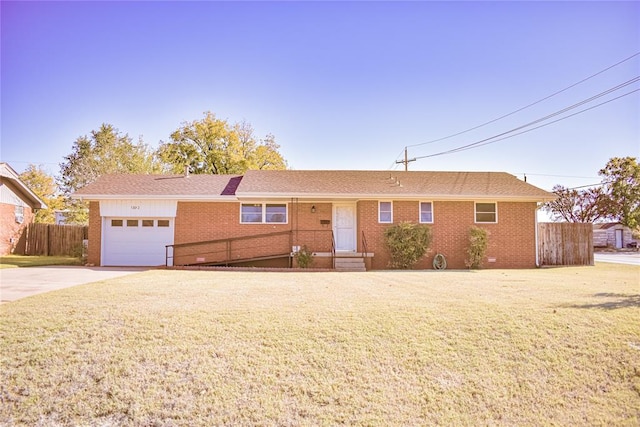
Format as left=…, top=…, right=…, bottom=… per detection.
left=14, top=205, right=24, bottom=224
left=241, top=204, right=263, bottom=223
left=127, top=219, right=139, bottom=227
left=379, top=201, right=392, bottom=223
left=475, top=202, right=497, bottom=223
left=419, top=202, right=433, bottom=223
left=157, top=220, right=170, bottom=227
left=111, top=219, right=123, bottom=227
left=142, top=220, right=154, bottom=227
left=241, top=203, right=288, bottom=224
left=266, top=204, right=287, bottom=223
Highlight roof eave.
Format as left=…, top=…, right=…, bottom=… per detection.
left=71, top=194, right=238, bottom=202
left=0, top=176, right=48, bottom=209
left=236, top=192, right=555, bottom=203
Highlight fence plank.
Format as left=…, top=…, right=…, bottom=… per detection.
left=538, top=223, right=593, bottom=266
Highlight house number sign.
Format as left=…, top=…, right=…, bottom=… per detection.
left=131, top=205, right=141, bottom=210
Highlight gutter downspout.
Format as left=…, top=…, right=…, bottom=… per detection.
left=535, top=203, right=540, bottom=267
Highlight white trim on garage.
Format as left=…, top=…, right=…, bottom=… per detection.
left=100, top=199, right=177, bottom=217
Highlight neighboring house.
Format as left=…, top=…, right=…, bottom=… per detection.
left=54, top=210, right=69, bottom=225
left=73, top=170, right=555, bottom=269
left=593, top=223, right=638, bottom=249
left=0, top=163, right=47, bottom=255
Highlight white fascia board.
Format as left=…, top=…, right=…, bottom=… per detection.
left=71, top=194, right=238, bottom=202
left=236, top=192, right=553, bottom=203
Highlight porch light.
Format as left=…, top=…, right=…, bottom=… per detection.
left=311, top=205, right=316, bottom=213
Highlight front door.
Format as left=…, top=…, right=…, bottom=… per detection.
left=615, top=229, right=623, bottom=249
left=334, top=204, right=356, bottom=251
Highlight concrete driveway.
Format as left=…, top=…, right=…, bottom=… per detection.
left=0, top=266, right=146, bottom=303
left=594, top=252, right=640, bottom=266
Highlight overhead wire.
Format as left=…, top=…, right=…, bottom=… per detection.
left=413, top=82, right=640, bottom=160
left=406, top=51, right=640, bottom=149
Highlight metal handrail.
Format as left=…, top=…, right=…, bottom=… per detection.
left=331, top=231, right=336, bottom=270
left=361, top=230, right=368, bottom=259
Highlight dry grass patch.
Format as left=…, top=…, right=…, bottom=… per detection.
left=1, top=265, right=639, bottom=425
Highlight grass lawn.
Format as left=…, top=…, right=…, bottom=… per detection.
left=1, top=264, right=639, bottom=426
left=0, top=255, right=83, bottom=269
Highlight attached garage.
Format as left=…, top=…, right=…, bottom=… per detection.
left=102, top=217, right=174, bottom=266
left=99, top=199, right=177, bottom=266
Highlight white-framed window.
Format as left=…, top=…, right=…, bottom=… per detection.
left=475, top=202, right=497, bottom=223
left=419, top=201, right=433, bottom=223
left=378, top=201, right=393, bottom=223
left=241, top=203, right=288, bottom=224
left=14, top=205, right=24, bottom=224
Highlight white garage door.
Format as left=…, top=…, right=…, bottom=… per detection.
left=103, top=218, right=174, bottom=266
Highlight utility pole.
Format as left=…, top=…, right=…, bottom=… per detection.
left=395, top=147, right=416, bottom=171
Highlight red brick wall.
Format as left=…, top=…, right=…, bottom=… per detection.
left=173, top=202, right=334, bottom=266
left=358, top=200, right=538, bottom=270
left=87, top=201, right=101, bottom=265
left=0, top=203, right=34, bottom=255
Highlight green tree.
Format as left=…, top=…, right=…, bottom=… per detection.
left=59, top=124, right=160, bottom=224
left=157, top=112, right=287, bottom=174
left=543, top=185, right=607, bottom=223
left=18, top=164, right=64, bottom=224
left=599, top=156, right=640, bottom=230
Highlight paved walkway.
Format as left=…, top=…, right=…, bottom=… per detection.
left=0, top=266, right=146, bottom=303
left=594, top=252, right=640, bottom=266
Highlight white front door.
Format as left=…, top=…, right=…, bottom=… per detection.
left=334, top=204, right=356, bottom=251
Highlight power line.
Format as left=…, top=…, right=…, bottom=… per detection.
left=406, top=51, right=640, bottom=149
left=414, top=84, right=640, bottom=160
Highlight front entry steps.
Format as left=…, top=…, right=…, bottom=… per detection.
left=334, top=256, right=366, bottom=272
left=312, top=252, right=373, bottom=271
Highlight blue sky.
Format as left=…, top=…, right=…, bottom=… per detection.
left=1, top=1, right=638, bottom=193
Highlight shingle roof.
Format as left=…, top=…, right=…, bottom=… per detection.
left=73, top=174, right=242, bottom=199
left=73, top=170, right=555, bottom=202
left=237, top=170, right=555, bottom=201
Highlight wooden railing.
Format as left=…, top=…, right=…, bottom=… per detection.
left=166, top=229, right=334, bottom=267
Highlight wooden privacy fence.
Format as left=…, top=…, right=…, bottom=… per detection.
left=538, top=223, right=594, bottom=266
left=19, top=223, right=88, bottom=256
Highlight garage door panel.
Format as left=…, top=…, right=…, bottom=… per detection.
left=103, top=218, right=174, bottom=266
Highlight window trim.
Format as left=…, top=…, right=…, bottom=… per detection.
left=475, top=202, right=498, bottom=223
left=240, top=202, right=288, bottom=224
left=419, top=201, right=434, bottom=224
left=378, top=201, right=393, bottom=224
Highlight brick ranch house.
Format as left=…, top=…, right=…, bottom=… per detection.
left=73, top=170, right=555, bottom=270
left=0, top=163, right=47, bottom=255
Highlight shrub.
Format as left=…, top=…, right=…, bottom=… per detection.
left=384, top=222, right=432, bottom=269
left=295, top=245, right=314, bottom=268
left=466, top=226, right=489, bottom=269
